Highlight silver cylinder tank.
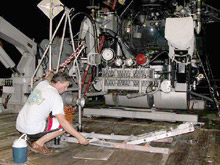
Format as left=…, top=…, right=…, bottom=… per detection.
left=104, top=94, right=153, bottom=108
left=153, top=91, right=188, bottom=110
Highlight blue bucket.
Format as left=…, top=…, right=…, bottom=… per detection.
left=12, top=134, right=28, bottom=163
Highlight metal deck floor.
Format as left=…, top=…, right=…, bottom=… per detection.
left=0, top=112, right=220, bottom=165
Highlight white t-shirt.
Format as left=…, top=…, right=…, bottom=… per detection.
left=16, top=80, right=64, bottom=134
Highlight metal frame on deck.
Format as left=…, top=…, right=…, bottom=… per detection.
left=62, top=122, right=194, bottom=154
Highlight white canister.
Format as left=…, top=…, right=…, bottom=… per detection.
left=12, top=134, right=28, bottom=163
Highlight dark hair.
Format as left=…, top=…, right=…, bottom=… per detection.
left=51, top=72, right=71, bottom=83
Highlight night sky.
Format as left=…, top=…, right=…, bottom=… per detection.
left=0, top=0, right=90, bottom=77
left=0, top=0, right=90, bottom=43
left=0, top=0, right=220, bottom=80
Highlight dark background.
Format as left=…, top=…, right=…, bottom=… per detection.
left=0, top=0, right=90, bottom=77
left=0, top=0, right=220, bottom=81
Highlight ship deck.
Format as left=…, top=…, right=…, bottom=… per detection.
left=0, top=112, right=220, bottom=165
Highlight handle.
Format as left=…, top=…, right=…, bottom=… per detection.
left=18, top=134, right=27, bottom=141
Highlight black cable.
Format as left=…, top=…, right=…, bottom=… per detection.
left=70, top=12, right=99, bottom=53
left=196, top=50, right=219, bottom=110
left=148, top=51, right=168, bottom=64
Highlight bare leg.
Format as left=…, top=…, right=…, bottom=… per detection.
left=35, top=130, right=65, bottom=147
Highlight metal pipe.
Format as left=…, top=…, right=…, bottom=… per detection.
left=190, top=91, right=213, bottom=102
left=0, top=46, right=15, bottom=68
left=56, top=13, right=68, bottom=73
left=49, top=0, right=54, bottom=70
left=70, top=45, right=85, bottom=131
left=120, top=0, right=133, bottom=17
left=196, top=0, right=201, bottom=34
left=67, top=8, right=76, bottom=52
left=76, top=61, right=82, bottom=131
